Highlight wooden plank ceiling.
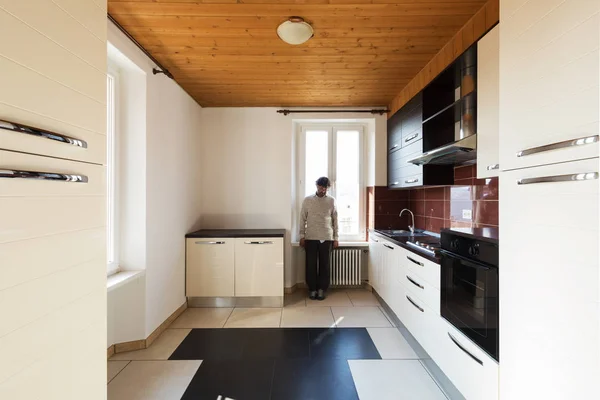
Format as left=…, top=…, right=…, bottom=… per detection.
left=108, top=0, right=487, bottom=107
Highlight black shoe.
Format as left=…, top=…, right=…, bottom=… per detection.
left=317, top=289, right=325, bottom=301
left=309, top=291, right=317, bottom=300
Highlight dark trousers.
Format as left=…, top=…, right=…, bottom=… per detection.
left=305, top=240, right=332, bottom=292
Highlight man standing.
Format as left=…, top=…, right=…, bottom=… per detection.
left=299, top=177, right=339, bottom=301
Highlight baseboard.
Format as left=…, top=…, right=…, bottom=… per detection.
left=109, top=300, right=188, bottom=358
left=284, top=284, right=299, bottom=294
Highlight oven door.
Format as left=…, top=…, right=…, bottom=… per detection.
left=440, top=249, right=499, bottom=361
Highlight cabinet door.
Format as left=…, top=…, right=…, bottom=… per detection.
left=379, top=239, right=400, bottom=303
left=368, top=236, right=382, bottom=292
left=476, top=25, right=500, bottom=178
left=186, top=238, right=234, bottom=297
left=234, top=238, right=284, bottom=297
left=499, top=158, right=599, bottom=399
left=499, top=1, right=599, bottom=171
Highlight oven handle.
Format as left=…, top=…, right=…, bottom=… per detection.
left=439, top=249, right=494, bottom=270
left=448, top=333, right=484, bottom=366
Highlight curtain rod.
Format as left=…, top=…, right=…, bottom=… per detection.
left=108, top=14, right=174, bottom=80
left=277, top=109, right=388, bottom=116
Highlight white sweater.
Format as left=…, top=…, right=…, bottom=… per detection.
left=299, top=194, right=339, bottom=241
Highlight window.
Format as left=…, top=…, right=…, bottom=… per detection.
left=297, top=124, right=366, bottom=241
left=106, top=68, right=119, bottom=276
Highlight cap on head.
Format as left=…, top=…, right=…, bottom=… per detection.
left=315, top=177, right=331, bottom=187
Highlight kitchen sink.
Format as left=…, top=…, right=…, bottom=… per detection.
left=376, top=229, right=429, bottom=237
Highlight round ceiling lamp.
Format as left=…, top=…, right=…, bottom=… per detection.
left=277, top=17, right=314, bottom=45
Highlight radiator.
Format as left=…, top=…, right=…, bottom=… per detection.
left=330, top=248, right=362, bottom=286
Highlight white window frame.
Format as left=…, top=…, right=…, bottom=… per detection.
left=296, top=123, right=367, bottom=242
left=106, top=64, right=120, bottom=276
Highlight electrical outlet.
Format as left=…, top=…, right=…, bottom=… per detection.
left=462, top=209, right=473, bottom=220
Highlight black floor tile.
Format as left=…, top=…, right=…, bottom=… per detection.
left=241, top=328, right=310, bottom=359
left=271, top=358, right=359, bottom=400
left=169, top=329, right=245, bottom=360
left=181, top=359, right=275, bottom=400
left=309, top=328, right=382, bottom=360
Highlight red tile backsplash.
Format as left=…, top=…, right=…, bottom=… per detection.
left=373, top=163, right=498, bottom=234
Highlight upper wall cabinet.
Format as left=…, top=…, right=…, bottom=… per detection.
left=476, top=25, right=500, bottom=178
left=499, top=3, right=599, bottom=171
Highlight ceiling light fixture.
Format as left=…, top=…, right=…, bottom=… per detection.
left=277, top=16, right=314, bottom=45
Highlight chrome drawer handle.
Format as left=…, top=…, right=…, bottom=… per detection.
left=516, top=135, right=598, bottom=157
left=392, top=181, right=399, bottom=186
left=405, top=178, right=419, bottom=184
left=244, top=241, right=273, bottom=245
left=517, top=172, right=598, bottom=185
left=0, top=169, right=87, bottom=182
left=383, top=244, right=394, bottom=250
left=448, top=333, right=483, bottom=366
left=487, top=164, right=499, bottom=170
left=405, top=132, right=419, bottom=142
left=371, top=238, right=379, bottom=243
left=0, top=119, right=87, bottom=148
left=406, top=295, right=424, bottom=312
left=195, top=241, right=225, bottom=245
left=390, top=144, right=398, bottom=150
left=406, top=275, right=424, bottom=289
left=407, top=256, right=424, bottom=266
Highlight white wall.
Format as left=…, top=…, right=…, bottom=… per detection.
left=107, top=20, right=203, bottom=340
left=197, top=108, right=387, bottom=287
left=0, top=0, right=107, bottom=398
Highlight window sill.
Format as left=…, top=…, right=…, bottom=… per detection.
left=107, top=270, right=145, bottom=292
left=291, top=241, right=369, bottom=248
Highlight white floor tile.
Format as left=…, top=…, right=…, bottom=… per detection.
left=224, top=308, right=282, bottom=328
left=378, top=306, right=397, bottom=327
left=284, top=291, right=307, bottom=308
left=331, top=306, right=392, bottom=328
left=107, top=361, right=129, bottom=384
left=367, top=328, right=419, bottom=359
left=349, top=360, right=447, bottom=400
left=170, top=308, right=233, bottom=328
left=281, top=307, right=336, bottom=328
left=347, top=290, right=381, bottom=306
left=306, top=290, right=353, bottom=307
left=108, top=360, right=201, bottom=400
left=110, top=329, right=191, bottom=361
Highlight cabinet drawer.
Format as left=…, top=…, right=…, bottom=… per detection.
left=402, top=270, right=440, bottom=314
left=0, top=119, right=105, bottom=165
left=401, top=127, right=422, bottom=147
left=403, top=251, right=440, bottom=290
left=394, top=286, right=439, bottom=358
left=428, top=318, right=498, bottom=400
left=186, top=238, right=235, bottom=297
left=234, top=238, right=283, bottom=297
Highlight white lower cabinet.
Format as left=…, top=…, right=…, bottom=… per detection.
left=234, top=238, right=284, bottom=297
left=368, top=236, right=383, bottom=293
left=186, top=238, right=235, bottom=297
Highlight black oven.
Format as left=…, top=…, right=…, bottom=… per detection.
left=440, top=229, right=499, bottom=362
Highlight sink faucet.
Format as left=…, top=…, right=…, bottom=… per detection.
left=399, top=209, right=415, bottom=234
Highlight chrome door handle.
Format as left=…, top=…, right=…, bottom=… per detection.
left=487, top=164, right=499, bottom=170
left=195, top=241, right=225, bottom=245
left=516, top=135, right=598, bottom=157
left=0, top=169, right=87, bottom=182
left=0, top=119, right=87, bottom=148
left=383, top=244, right=394, bottom=250
left=407, top=256, right=424, bottom=266
left=406, top=295, right=424, bottom=312
left=244, top=241, right=273, bottom=244
left=448, top=333, right=483, bottom=365
left=405, top=178, right=419, bottom=184
left=405, top=132, right=419, bottom=142
left=392, top=181, right=399, bottom=186
left=371, top=238, right=379, bottom=243
left=517, top=172, right=598, bottom=185
left=406, top=275, right=424, bottom=289
left=390, top=144, right=398, bottom=150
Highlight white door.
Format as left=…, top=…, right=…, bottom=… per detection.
left=234, top=238, right=284, bottom=297
left=476, top=24, right=500, bottom=178
left=499, top=0, right=599, bottom=171
left=499, top=158, right=599, bottom=399
left=186, top=238, right=234, bottom=297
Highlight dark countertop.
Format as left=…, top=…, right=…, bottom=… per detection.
left=186, top=229, right=286, bottom=238
left=441, top=227, right=499, bottom=244
left=371, top=230, right=440, bottom=264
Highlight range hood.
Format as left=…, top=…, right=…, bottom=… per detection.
left=407, top=134, right=477, bottom=166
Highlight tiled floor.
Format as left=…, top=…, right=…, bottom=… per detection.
left=108, top=289, right=449, bottom=399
